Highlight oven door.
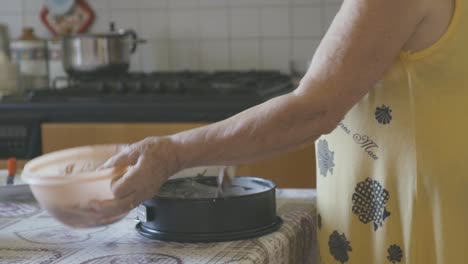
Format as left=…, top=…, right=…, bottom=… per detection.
left=0, top=117, right=41, bottom=159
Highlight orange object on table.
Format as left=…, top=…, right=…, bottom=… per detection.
left=7, top=157, right=16, bottom=177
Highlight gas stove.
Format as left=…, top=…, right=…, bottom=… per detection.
left=4, top=71, right=293, bottom=103
left=1, top=71, right=294, bottom=121
left=0, top=71, right=295, bottom=159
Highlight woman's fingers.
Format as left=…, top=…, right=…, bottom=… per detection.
left=99, top=145, right=138, bottom=170
left=111, top=156, right=146, bottom=199
left=90, top=192, right=137, bottom=217
left=85, top=139, right=180, bottom=225
left=89, top=188, right=155, bottom=219
left=100, top=152, right=130, bottom=169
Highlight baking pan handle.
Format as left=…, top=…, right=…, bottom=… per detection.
left=137, top=204, right=151, bottom=223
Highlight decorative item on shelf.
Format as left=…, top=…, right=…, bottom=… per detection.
left=0, top=24, right=19, bottom=97
left=0, top=24, right=11, bottom=60
left=0, top=52, right=19, bottom=97
left=40, top=0, right=94, bottom=37
left=10, top=28, right=49, bottom=91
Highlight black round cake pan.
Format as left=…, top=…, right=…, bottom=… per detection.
left=135, top=176, right=282, bottom=242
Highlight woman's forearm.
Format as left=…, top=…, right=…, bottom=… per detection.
left=166, top=0, right=422, bottom=170
left=170, top=84, right=341, bottom=168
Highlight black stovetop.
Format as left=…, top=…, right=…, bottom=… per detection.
left=1, top=71, right=294, bottom=122
left=0, top=71, right=295, bottom=159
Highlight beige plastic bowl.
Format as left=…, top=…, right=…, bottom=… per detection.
left=21, top=145, right=128, bottom=228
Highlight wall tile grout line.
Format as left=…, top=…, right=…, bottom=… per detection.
left=288, top=0, right=294, bottom=75
left=321, top=0, right=327, bottom=36
left=136, top=3, right=143, bottom=71
left=226, top=4, right=233, bottom=70
left=167, top=4, right=174, bottom=70
left=20, top=0, right=26, bottom=28
left=256, top=7, right=262, bottom=70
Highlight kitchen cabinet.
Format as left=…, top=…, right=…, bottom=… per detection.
left=41, top=123, right=316, bottom=188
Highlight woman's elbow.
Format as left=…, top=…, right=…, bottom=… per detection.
left=320, top=110, right=344, bottom=135
left=291, top=91, right=345, bottom=136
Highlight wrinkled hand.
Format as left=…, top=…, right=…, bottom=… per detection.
left=90, top=137, right=181, bottom=219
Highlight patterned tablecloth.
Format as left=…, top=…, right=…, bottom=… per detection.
left=0, top=184, right=317, bottom=264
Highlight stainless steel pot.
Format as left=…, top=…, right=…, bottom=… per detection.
left=62, top=29, right=144, bottom=77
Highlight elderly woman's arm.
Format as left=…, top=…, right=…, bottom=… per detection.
left=170, top=0, right=428, bottom=167
left=95, top=0, right=428, bottom=214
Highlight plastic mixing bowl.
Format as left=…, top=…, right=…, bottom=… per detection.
left=21, top=145, right=129, bottom=228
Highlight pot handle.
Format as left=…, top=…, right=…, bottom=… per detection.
left=123, top=29, right=139, bottom=54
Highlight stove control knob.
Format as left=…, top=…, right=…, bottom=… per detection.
left=152, top=81, right=163, bottom=92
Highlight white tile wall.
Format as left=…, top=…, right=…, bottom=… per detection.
left=292, top=6, right=322, bottom=37
left=109, top=0, right=137, bottom=10
left=228, top=0, right=264, bottom=7
left=23, top=0, right=44, bottom=14
left=169, top=9, right=200, bottom=39
left=199, top=0, right=228, bottom=7
left=169, top=0, right=201, bottom=8
left=292, top=37, right=321, bottom=73
left=292, top=0, right=321, bottom=4
left=292, top=38, right=321, bottom=61
left=140, top=39, right=170, bottom=71
left=139, top=0, right=169, bottom=9
left=231, top=39, right=260, bottom=70
left=109, top=10, right=140, bottom=33
left=230, top=8, right=260, bottom=38
left=140, top=11, right=170, bottom=39
left=170, top=40, right=201, bottom=70
left=0, top=0, right=341, bottom=73
left=23, top=14, right=49, bottom=38
left=201, top=40, right=230, bottom=70
left=88, top=0, right=109, bottom=11
left=89, top=11, right=112, bottom=33
left=256, top=0, right=290, bottom=6
left=260, top=7, right=289, bottom=37
left=0, top=0, right=22, bottom=13
left=324, top=4, right=342, bottom=33
left=0, top=14, right=22, bottom=38
left=130, top=47, right=143, bottom=72
left=324, top=0, right=343, bottom=5
left=260, top=39, right=290, bottom=73
left=199, top=9, right=229, bottom=39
